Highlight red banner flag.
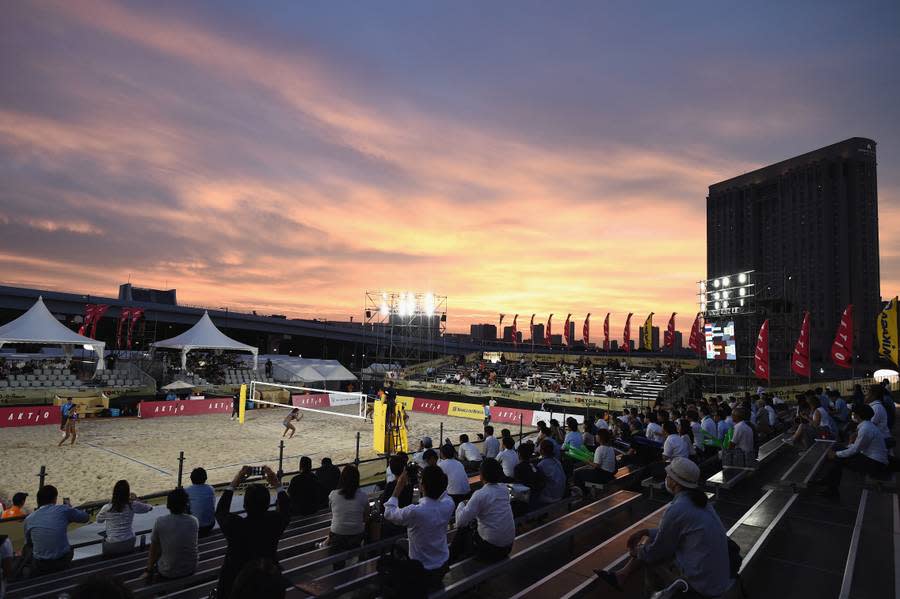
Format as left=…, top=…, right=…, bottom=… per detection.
left=830, top=305, right=853, bottom=369
left=754, top=319, right=770, bottom=381
left=664, top=312, right=676, bottom=349
left=689, top=313, right=704, bottom=355
left=603, top=313, right=610, bottom=351
left=563, top=314, right=571, bottom=346
left=79, top=304, right=99, bottom=336
left=116, top=308, right=132, bottom=349
left=583, top=313, right=591, bottom=346
left=127, top=308, right=144, bottom=349
left=511, top=314, right=518, bottom=347
left=623, top=313, right=633, bottom=353
left=545, top=314, right=553, bottom=347
left=89, top=304, right=109, bottom=338
left=791, top=311, right=811, bottom=378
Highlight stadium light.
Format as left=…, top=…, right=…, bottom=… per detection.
left=699, top=281, right=706, bottom=292
left=424, top=292, right=436, bottom=316
left=739, top=287, right=746, bottom=297
left=713, top=279, right=721, bottom=288
left=379, top=302, right=389, bottom=317
left=738, top=273, right=748, bottom=284
left=722, top=300, right=729, bottom=308
left=714, top=301, right=721, bottom=310
left=722, top=276, right=731, bottom=287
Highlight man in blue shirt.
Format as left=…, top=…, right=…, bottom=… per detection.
left=185, top=467, right=216, bottom=536
left=535, top=440, right=566, bottom=505
left=24, top=485, right=89, bottom=574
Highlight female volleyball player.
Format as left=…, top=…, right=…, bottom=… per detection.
left=282, top=408, right=302, bottom=438
left=58, top=404, right=79, bottom=446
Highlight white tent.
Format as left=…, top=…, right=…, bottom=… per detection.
left=0, top=296, right=106, bottom=371
left=152, top=311, right=258, bottom=371
left=254, top=355, right=357, bottom=384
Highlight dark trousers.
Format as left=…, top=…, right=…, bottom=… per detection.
left=573, top=467, right=614, bottom=492
left=32, top=549, right=74, bottom=576
left=198, top=524, right=214, bottom=538
left=450, top=526, right=511, bottom=563
left=449, top=493, right=470, bottom=506
left=329, top=532, right=364, bottom=569
left=822, top=453, right=889, bottom=491
left=382, top=543, right=447, bottom=599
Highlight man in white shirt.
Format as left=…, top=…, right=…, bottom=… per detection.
left=439, top=445, right=471, bottom=504
left=817, top=404, right=889, bottom=498
left=573, top=429, right=617, bottom=492
left=483, top=426, right=500, bottom=459
left=413, top=437, right=434, bottom=468
left=868, top=394, right=891, bottom=440
left=496, top=436, right=519, bottom=480
left=729, top=408, right=755, bottom=459
left=384, top=465, right=456, bottom=593
left=457, top=434, right=483, bottom=469
left=451, top=459, right=515, bottom=562
left=644, top=414, right=664, bottom=444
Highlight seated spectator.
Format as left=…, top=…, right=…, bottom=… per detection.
left=70, top=574, right=134, bottom=599
left=787, top=398, right=816, bottom=448
left=574, top=429, right=617, bottom=492
left=831, top=390, right=850, bottom=429
left=327, top=465, right=368, bottom=567
left=229, top=558, right=286, bottom=599
left=535, top=439, right=566, bottom=505
left=816, top=405, right=890, bottom=498
left=383, top=465, right=455, bottom=597
left=412, top=437, right=433, bottom=467
left=644, top=413, right=664, bottom=444
left=563, top=417, right=584, bottom=449
left=317, top=458, right=341, bottom=502
left=661, top=422, right=690, bottom=462
left=496, top=436, right=519, bottom=480
left=582, top=421, right=597, bottom=451
left=458, top=434, right=483, bottom=469
left=594, top=410, right=610, bottom=431
left=439, top=445, right=471, bottom=504
left=288, top=456, right=323, bottom=517
left=1, top=533, right=12, bottom=599
left=185, top=467, right=216, bottom=536
left=549, top=419, right=565, bottom=444
left=96, top=480, right=153, bottom=556
left=380, top=456, right=414, bottom=538
left=145, top=488, right=198, bottom=581
left=421, top=448, right=439, bottom=468
left=812, top=400, right=838, bottom=439
left=596, top=458, right=732, bottom=597
left=451, top=459, right=515, bottom=563
left=728, top=408, right=755, bottom=462
left=715, top=408, right=733, bottom=441
left=1, top=492, right=29, bottom=520
left=483, top=426, right=500, bottom=459
left=866, top=386, right=892, bottom=446
left=677, top=419, right=696, bottom=458
left=215, top=466, right=290, bottom=597
left=24, top=485, right=89, bottom=575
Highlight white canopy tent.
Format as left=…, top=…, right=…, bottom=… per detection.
left=0, top=296, right=106, bottom=372
left=152, top=311, right=258, bottom=371
left=254, top=355, right=357, bottom=385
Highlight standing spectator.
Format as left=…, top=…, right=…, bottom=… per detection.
left=383, top=465, right=455, bottom=597
left=451, top=459, right=515, bottom=563
left=287, top=457, right=323, bottom=517
left=574, top=429, right=617, bottom=492
left=326, top=465, right=368, bottom=566
left=458, top=435, right=483, bottom=470
left=496, top=436, right=519, bottom=480
left=816, top=405, right=889, bottom=498
left=1, top=493, right=29, bottom=520
left=483, top=426, right=500, bottom=459
left=439, top=445, right=471, bottom=505
left=699, top=407, right=717, bottom=453
left=185, top=467, right=216, bottom=536
left=535, top=440, right=566, bottom=505
left=145, top=488, right=197, bottom=581
left=881, top=380, right=895, bottom=430
left=96, top=480, right=153, bottom=556
left=317, top=458, right=341, bottom=502
left=59, top=397, right=74, bottom=436
left=24, top=485, right=89, bottom=575
left=265, top=358, right=273, bottom=378
left=215, top=466, right=290, bottom=597
left=831, top=391, right=850, bottom=430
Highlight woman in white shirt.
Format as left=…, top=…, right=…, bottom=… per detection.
left=327, top=465, right=369, bottom=566
left=662, top=421, right=690, bottom=461
left=96, top=479, right=153, bottom=556
left=574, top=429, right=617, bottom=492
left=677, top=418, right=697, bottom=457
left=812, top=404, right=837, bottom=439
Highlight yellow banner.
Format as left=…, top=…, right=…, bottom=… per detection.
left=396, top=395, right=415, bottom=410
left=447, top=401, right=486, bottom=421
left=878, top=296, right=899, bottom=367
left=643, top=313, right=654, bottom=350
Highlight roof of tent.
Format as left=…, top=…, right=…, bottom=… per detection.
left=0, top=296, right=105, bottom=351
left=152, top=311, right=257, bottom=354
left=254, top=355, right=356, bottom=382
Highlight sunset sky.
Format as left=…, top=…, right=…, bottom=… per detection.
left=1, top=1, right=899, bottom=334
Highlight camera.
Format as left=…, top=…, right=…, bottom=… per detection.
left=248, top=466, right=264, bottom=477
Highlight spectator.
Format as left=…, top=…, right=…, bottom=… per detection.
left=677, top=419, right=696, bottom=458
left=1, top=533, right=12, bottom=599
left=412, top=437, right=433, bottom=467
left=831, top=390, right=850, bottom=429
left=496, top=436, right=519, bottom=480
left=380, top=456, right=414, bottom=538
left=594, top=410, right=610, bottom=431
left=422, top=448, right=439, bottom=468
left=816, top=404, right=890, bottom=498
left=229, top=558, right=285, bottom=599
left=145, top=488, right=198, bottom=581
left=70, top=574, right=134, bottom=599
left=728, top=408, right=756, bottom=461
left=383, top=465, right=455, bottom=597
left=866, top=385, right=892, bottom=446
left=287, top=456, right=323, bottom=517
left=787, top=398, right=816, bottom=448
left=451, top=459, right=515, bottom=563
left=458, top=434, right=483, bottom=469
left=1, top=493, right=29, bottom=520
left=215, top=466, right=290, bottom=597
left=574, top=429, right=617, bottom=492
left=318, top=458, right=342, bottom=499
left=439, top=445, right=471, bottom=504
left=812, top=399, right=837, bottom=439
left=536, top=422, right=562, bottom=459
left=596, top=458, right=732, bottom=597
left=535, top=439, right=566, bottom=505
left=661, top=422, right=690, bottom=461
left=326, top=465, right=368, bottom=567
left=185, top=467, right=216, bottom=536
left=563, top=417, right=584, bottom=449
left=548, top=419, right=565, bottom=444
left=699, top=407, right=717, bottom=453
left=880, top=379, right=895, bottom=430
left=96, top=480, right=153, bottom=556
left=24, top=485, right=89, bottom=575
left=483, top=426, right=500, bottom=459
left=715, top=408, right=733, bottom=441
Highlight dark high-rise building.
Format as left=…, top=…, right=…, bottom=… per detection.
left=469, top=324, right=497, bottom=340
left=638, top=326, right=660, bottom=351
left=502, top=326, right=523, bottom=344
left=707, top=138, right=880, bottom=372
left=530, top=323, right=544, bottom=344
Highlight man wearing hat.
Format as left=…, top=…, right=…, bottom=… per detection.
left=1, top=493, right=29, bottom=520
left=596, top=457, right=733, bottom=598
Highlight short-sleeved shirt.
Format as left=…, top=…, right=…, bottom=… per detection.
left=496, top=448, right=519, bottom=478
left=24, top=504, right=90, bottom=560
left=151, top=513, right=199, bottom=579
left=328, top=489, right=368, bottom=536
left=593, top=445, right=616, bottom=473
left=536, top=458, right=566, bottom=504
left=731, top=421, right=755, bottom=456
left=439, top=459, right=471, bottom=495
left=185, top=484, right=216, bottom=528
left=1, top=506, right=26, bottom=520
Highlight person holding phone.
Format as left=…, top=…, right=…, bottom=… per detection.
left=23, top=485, right=89, bottom=574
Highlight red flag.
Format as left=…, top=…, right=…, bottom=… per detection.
left=499, top=314, right=504, bottom=336
left=127, top=308, right=144, bottom=349
left=754, top=319, right=770, bottom=381
left=623, top=313, right=633, bottom=353
left=511, top=314, right=518, bottom=347
left=79, top=304, right=97, bottom=336
left=830, top=305, right=853, bottom=369
left=791, top=311, right=811, bottom=378
left=563, top=314, right=571, bottom=346
left=664, top=312, right=676, bottom=349
left=688, top=313, right=704, bottom=355
left=89, top=304, right=109, bottom=338
left=583, top=313, right=591, bottom=346
left=116, top=308, right=132, bottom=349
left=545, top=314, right=553, bottom=347
left=603, top=313, right=610, bottom=351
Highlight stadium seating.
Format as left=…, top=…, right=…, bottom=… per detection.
left=222, top=367, right=273, bottom=386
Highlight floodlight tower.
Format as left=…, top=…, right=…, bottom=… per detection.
left=364, top=291, right=447, bottom=367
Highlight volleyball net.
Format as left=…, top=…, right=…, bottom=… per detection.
left=240, top=381, right=367, bottom=423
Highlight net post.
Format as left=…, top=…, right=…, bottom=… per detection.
left=176, top=451, right=185, bottom=488
left=355, top=432, right=361, bottom=466
left=439, top=421, right=444, bottom=447
left=38, top=465, right=47, bottom=491
left=278, top=441, right=285, bottom=478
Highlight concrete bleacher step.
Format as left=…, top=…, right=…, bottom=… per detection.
left=838, top=487, right=897, bottom=599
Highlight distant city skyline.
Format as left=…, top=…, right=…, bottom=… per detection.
left=1, top=1, right=898, bottom=333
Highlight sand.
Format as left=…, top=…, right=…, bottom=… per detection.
left=0, top=405, right=524, bottom=507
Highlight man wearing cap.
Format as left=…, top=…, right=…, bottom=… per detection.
left=1, top=493, right=29, bottom=520
left=597, top=457, right=732, bottom=598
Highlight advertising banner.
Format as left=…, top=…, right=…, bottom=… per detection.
left=0, top=405, right=61, bottom=427
left=448, top=401, right=487, bottom=421
left=290, top=393, right=331, bottom=408
left=412, top=398, right=450, bottom=415
left=490, top=406, right=533, bottom=426
left=139, top=397, right=232, bottom=419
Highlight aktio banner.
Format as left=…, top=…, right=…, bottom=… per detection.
left=412, top=398, right=450, bottom=415
left=490, top=406, right=534, bottom=426
left=138, top=398, right=232, bottom=419
left=0, top=406, right=61, bottom=428
left=290, top=393, right=331, bottom=408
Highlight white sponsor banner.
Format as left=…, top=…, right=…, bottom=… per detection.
left=530, top=410, right=584, bottom=427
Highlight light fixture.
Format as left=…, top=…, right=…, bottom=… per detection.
left=714, top=301, right=721, bottom=310
left=738, top=273, right=748, bottom=284
left=722, top=276, right=731, bottom=287
left=739, top=288, right=746, bottom=297
left=723, top=291, right=730, bottom=299
left=714, top=291, right=721, bottom=300
left=713, top=279, right=721, bottom=288
left=740, top=299, right=745, bottom=306
left=722, top=300, right=729, bottom=308
left=379, top=302, right=389, bottom=317
left=699, top=281, right=706, bottom=291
